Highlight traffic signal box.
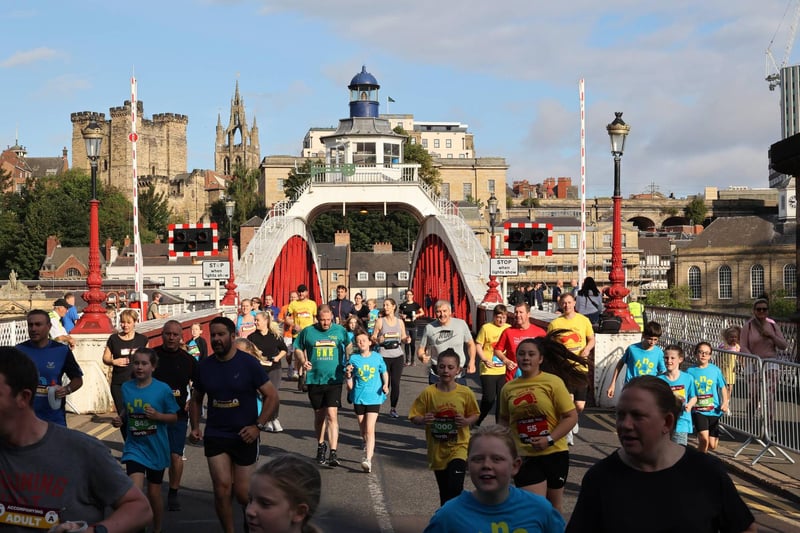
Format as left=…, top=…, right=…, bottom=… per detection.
left=502, top=222, right=553, bottom=256
left=168, top=223, right=219, bottom=257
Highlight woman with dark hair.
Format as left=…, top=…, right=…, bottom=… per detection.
left=352, top=292, right=370, bottom=324
left=372, top=298, right=411, bottom=418
left=574, top=276, right=604, bottom=326
left=566, top=376, right=756, bottom=533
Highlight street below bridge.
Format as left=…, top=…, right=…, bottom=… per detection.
left=69, top=362, right=799, bottom=532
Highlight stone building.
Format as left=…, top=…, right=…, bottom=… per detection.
left=215, top=81, right=261, bottom=175
left=70, top=101, right=188, bottom=197
left=1, top=141, right=69, bottom=193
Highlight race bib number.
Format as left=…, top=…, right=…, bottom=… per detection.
left=431, top=416, right=458, bottom=441
left=517, top=416, right=549, bottom=444
left=0, top=502, right=61, bottom=529
left=696, top=394, right=715, bottom=412
left=212, top=398, right=240, bottom=409
left=128, top=413, right=157, bottom=437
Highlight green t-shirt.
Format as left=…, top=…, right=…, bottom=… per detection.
left=294, top=323, right=348, bottom=385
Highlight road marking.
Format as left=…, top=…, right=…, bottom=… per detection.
left=585, top=412, right=616, bottom=433
left=85, top=423, right=109, bottom=437
left=368, top=458, right=393, bottom=533
left=96, top=425, right=119, bottom=441
left=737, top=485, right=800, bottom=517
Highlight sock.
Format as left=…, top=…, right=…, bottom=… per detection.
left=168, top=488, right=178, bottom=496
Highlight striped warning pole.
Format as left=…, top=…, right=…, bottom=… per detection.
left=578, top=78, right=587, bottom=287
left=130, top=76, right=145, bottom=312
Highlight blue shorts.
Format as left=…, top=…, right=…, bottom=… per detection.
left=167, top=417, right=189, bottom=456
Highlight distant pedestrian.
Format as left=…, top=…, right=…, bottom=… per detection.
left=62, top=292, right=81, bottom=333
left=551, top=280, right=563, bottom=303
left=148, top=291, right=168, bottom=320
left=574, top=276, right=604, bottom=326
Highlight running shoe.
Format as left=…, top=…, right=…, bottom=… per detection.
left=327, top=450, right=340, bottom=467
left=271, top=419, right=283, bottom=432
left=389, top=408, right=399, bottom=418
left=361, top=458, right=371, bottom=473
left=265, top=420, right=274, bottom=432
left=316, top=442, right=328, bottom=465
left=572, top=421, right=579, bottom=435
left=567, top=431, right=574, bottom=446
left=167, top=492, right=181, bottom=512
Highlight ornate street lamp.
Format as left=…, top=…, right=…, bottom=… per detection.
left=72, top=119, right=112, bottom=334
left=603, top=112, right=639, bottom=331
left=481, top=192, right=503, bottom=304
left=221, top=200, right=238, bottom=306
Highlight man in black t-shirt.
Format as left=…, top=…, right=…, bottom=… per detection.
left=153, top=320, right=196, bottom=512
left=399, top=289, right=423, bottom=366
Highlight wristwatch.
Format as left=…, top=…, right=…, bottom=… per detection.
left=94, top=525, right=108, bottom=533
left=257, top=422, right=269, bottom=432
left=546, top=435, right=555, bottom=447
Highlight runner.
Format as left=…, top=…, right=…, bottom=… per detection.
left=657, top=345, right=697, bottom=446
left=372, top=297, right=411, bottom=418
left=606, top=321, right=665, bottom=398
left=687, top=341, right=729, bottom=454
left=285, top=284, right=318, bottom=391
left=399, top=289, right=424, bottom=366
left=417, top=300, right=476, bottom=385
left=475, top=305, right=510, bottom=425
left=492, top=302, right=546, bottom=382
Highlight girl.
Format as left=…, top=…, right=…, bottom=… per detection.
left=237, top=299, right=257, bottom=337
left=718, top=325, right=741, bottom=398
left=687, top=342, right=729, bottom=453
left=185, top=322, right=208, bottom=361
left=246, top=453, right=322, bottom=533
left=499, top=334, right=584, bottom=513
left=425, top=425, right=565, bottom=533
left=112, top=348, right=179, bottom=533
left=345, top=330, right=389, bottom=473
left=657, top=345, right=697, bottom=446
left=372, top=298, right=411, bottom=419
left=409, top=349, right=480, bottom=506
left=345, top=314, right=362, bottom=347
left=365, top=298, right=379, bottom=337
left=249, top=311, right=288, bottom=432
left=475, top=305, right=510, bottom=426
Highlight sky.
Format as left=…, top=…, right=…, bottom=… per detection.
left=1, top=0, right=798, bottom=198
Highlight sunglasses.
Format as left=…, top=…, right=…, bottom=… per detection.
left=754, top=307, right=768, bottom=312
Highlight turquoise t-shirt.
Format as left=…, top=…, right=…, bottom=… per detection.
left=687, top=364, right=727, bottom=417
left=658, top=371, right=697, bottom=434
left=349, top=352, right=387, bottom=405
left=121, top=378, right=179, bottom=471
left=295, top=323, right=349, bottom=385
left=623, top=343, right=666, bottom=382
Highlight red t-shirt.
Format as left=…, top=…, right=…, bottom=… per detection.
left=494, top=324, right=547, bottom=381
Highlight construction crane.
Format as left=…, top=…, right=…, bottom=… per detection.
left=766, top=0, right=800, bottom=91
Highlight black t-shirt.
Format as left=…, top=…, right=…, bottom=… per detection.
left=399, top=301, right=422, bottom=326
left=354, top=304, right=370, bottom=323
left=106, top=333, right=149, bottom=385
left=152, top=346, right=196, bottom=419
left=248, top=330, right=286, bottom=363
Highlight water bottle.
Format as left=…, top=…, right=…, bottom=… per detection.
left=47, top=380, right=62, bottom=410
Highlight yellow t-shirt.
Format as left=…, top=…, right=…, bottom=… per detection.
left=547, top=314, right=594, bottom=373
left=475, top=322, right=510, bottom=376
left=499, top=372, right=575, bottom=456
left=408, top=384, right=479, bottom=470
left=286, top=299, right=317, bottom=338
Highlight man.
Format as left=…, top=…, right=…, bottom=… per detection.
left=61, top=292, right=81, bottom=333
left=153, top=319, right=197, bottom=512
left=547, top=292, right=596, bottom=444
left=493, top=302, right=547, bottom=382
left=285, top=284, right=318, bottom=390
left=627, top=294, right=645, bottom=332
left=327, top=285, right=354, bottom=325
left=0, top=346, right=151, bottom=532
left=532, top=281, right=545, bottom=311
left=16, top=309, right=83, bottom=426
left=552, top=279, right=564, bottom=303
left=190, top=316, right=279, bottom=533
left=399, top=289, right=424, bottom=366
left=509, top=284, right=525, bottom=307
left=278, top=290, right=299, bottom=379
left=263, top=294, right=280, bottom=320
left=147, top=291, right=168, bottom=320
left=49, top=299, right=74, bottom=347
left=417, top=300, right=476, bottom=385
left=294, top=305, right=349, bottom=466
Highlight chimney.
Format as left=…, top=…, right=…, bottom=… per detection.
left=46, top=235, right=60, bottom=257
left=373, top=241, right=393, bottom=253
left=334, top=230, right=351, bottom=246
left=105, top=237, right=112, bottom=263
left=62, top=147, right=69, bottom=172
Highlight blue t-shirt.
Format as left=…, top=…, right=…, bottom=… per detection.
left=294, top=324, right=348, bottom=385
left=424, top=486, right=565, bottom=533
left=16, top=340, right=83, bottom=426
left=623, top=343, right=666, bottom=382
left=63, top=306, right=80, bottom=333
left=687, top=364, right=727, bottom=417
left=349, top=352, right=387, bottom=406
left=367, top=309, right=380, bottom=335
left=121, top=378, right=179, bottom=471
left=658, top=371, right=697, bottom=434
left=193, top=351, right=269, bottom=439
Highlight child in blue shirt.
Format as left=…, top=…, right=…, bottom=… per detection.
left=687, top=342, right=729, bottom=453
left=607, top=321, right=666, bottom=399
left=345, top=330, right=389, bottom=473
left=658, top=345, right=697, bottom=445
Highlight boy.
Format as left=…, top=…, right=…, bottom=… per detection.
left=606, top=321, right=665, bottom=399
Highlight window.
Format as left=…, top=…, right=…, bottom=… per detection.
left=377, top=289, right=386, bottom=300
left=546, top=264, right=557, bottom=273
left=398, top=271, right=409, bottom=281
left=422, top=139, right=428, bottom=148
left=447, top=154, right=453, bottom=158
left=688, top=266, right=701, bottom=299
left=353, top=142, right=376, bottom=165
left=375, top=271, right=386, bottom=281
left=718, top=266, right=732, bottom=299
left=357, top=271, right=368, bottom=281
left=434, top=139, right=440, bottom=149
left=750, top=264, right=765, bottom=299
left=331, top=272, right=339, bottom=282
left=556, top=234, right=565, bottom=249
left=441, top=183, right=450, bottom=200
left=446, top=139, right=452, bottom=148
left=562, top=264, right=573, bottom=273
left=463, top=182, right=472, bottom=200
left=784, top=264, right=797, bottom=297
left=383, top=143, right=400, bottom=166
left=189, top=276, right=197, bottom=288
left=277, top=179, right=284, bottom=191
left=569, top=234, right=578, bottom=248
left=158, top=277, right=165, bottom=285
left=172, top=276, right=180, bottom=288
left=65, top=268, right=81, bottom=278
left=488, top=179, right=495, bottom=193
left=459, top=154, right=466, bottom=158
left=603, top=234, right=612, bottom=246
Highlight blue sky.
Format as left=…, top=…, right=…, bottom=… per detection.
left=0, top=0, right=795, bottom=197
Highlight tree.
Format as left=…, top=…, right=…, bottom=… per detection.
left=139, top=184, right=172, bottom=241
left=684, top=197, right=708, bottom=225
left=521, top=197, right=539, bottom=208
left=284, top=159, right=322, bottom=200
left=394, top=126, right=441, bottom=192
left=643, top=286, right=691, bottom=309
left=228, top=165, right=266, bottom=222
left=309, top=210, right=419, bottom=252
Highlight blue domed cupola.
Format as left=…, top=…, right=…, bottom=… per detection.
left=349, top=65, right=380, bottom=118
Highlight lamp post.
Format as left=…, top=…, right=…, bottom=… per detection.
left=481, top=192, right=503, bottom=304
left=603, top=112, right=639, bottom=331
left=72, top=119, right=112, bottom=334
left=221, top=200, right=238, bottom=306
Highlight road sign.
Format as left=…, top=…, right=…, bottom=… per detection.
left=128, top=132, right=138, bottom=142
left=490, top=258, right=519, bottom=276
left=202, top=261, right=229, bottom=280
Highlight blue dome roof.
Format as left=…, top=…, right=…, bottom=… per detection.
left=349, top=65, right=379, bottom=88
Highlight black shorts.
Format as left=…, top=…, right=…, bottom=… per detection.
left=203, top=435, right=259, bottom=466
left=353, top=403, right=381, bottom=415
left=125, top=460, right=165, bottom=484
left=569, top=383, right=588, bottom=402
left=514, top=451, right=569, bottom=489
left=307, top=384, right=343, bottom=410
left=692, top=413, right=721, bottom=437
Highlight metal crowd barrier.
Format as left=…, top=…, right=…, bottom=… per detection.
left=757, top=359, right=800, bottom=464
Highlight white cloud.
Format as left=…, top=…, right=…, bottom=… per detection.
left=33, top=74, right=91, bottom=100
left=1, top=47, right=61, bottom=68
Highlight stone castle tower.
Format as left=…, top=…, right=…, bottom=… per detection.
left=215, top=81, right=260, bottom=175
left=70, top=101, right=188, bottom=196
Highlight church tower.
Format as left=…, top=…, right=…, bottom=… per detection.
left=215, top=81, right=261, bottom=175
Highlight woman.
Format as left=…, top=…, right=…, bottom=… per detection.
left=237, top=299, right=257, bottom=337
left=372, top=298, right=411, bottom=419
left=498, top=334, right=585, bottom=512
left=740, top=298, right=788, bottom=359
left=102, top=309, right=149, bottom=430
left=574, top=276, right=604, bottom=326
left=475, top=305, right=510, bottom=425
left=352, top=292, right=369, bottom=324
left=566, top=376, right=756, bottom=533
left=687, top=342, right=729, bottom=453
left=249, top=311, right=287, bottom=432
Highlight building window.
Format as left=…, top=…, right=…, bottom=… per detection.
left=569, top=234, right=578, bottom=248
left=410, top=137, right=416, bottom=145
left=65, top=268, right=81, bottom=278
left=434, top=139, right=440, bottom=149
left=688, top=266, right=701, bottom=299
left=784, top=264, right=797, bottom=297
left=488, top=179, right=495, bottom=193
left=383, top=143, right=400, bottom=166
left=562, top=264, right=573, bottom=273
left=172, top=276, right=180, bottom=288
left=463, top=182, right=472, bottom=200
left=446, top=139, right=452, bottom=148
left=459, top=154, right=466, bottom=158
left=603, top=234, right=612, bottom=246
left=750, top=264, right=765, bottom=299
left=422, top=139, right=428, bottom=148
left=277, top=179, right=284, bottom=191
left=447, top=154, right=453, bottom=158
left=357, top=271, right=368, bottom=281
left=189, top=276, right=197, bottom=288
left=353, top=142, right=377, bottom=166
left=331, top=272, right=339, bottom=282
left=441, top=183, right=450, bottom=200
left=158, top=277, right=166, bottom=286
left=399, top=271, right=409, bottom=281
left=375, top=271, right=386, bottom=281
left=546, top=264, right=557, bottom=273
left=556, top=234, right=565, bottom=249
left=377, top=289, right=386, bottom=300
left=718, top=266, right=732, bottom=299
